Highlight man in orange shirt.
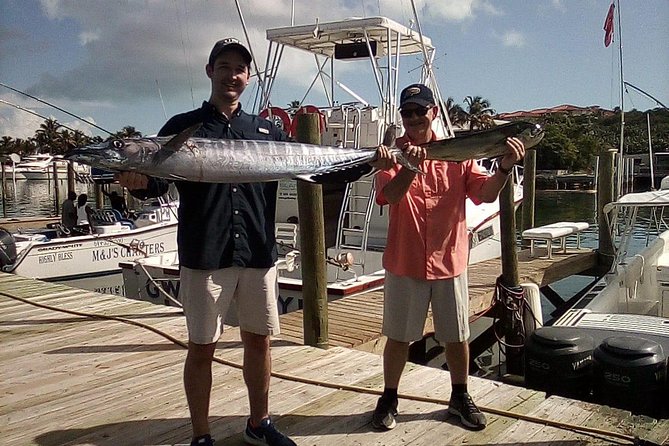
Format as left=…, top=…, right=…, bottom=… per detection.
left=370, top=84, right=525, bottom=431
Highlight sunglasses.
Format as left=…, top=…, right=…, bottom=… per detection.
left=400, top=107, right=430, bottom=118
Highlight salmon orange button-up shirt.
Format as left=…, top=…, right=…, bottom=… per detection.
left=375, top=134, right=489, bottom=280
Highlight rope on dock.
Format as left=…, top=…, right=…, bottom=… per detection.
left=1, top=290, right=658, bottom=446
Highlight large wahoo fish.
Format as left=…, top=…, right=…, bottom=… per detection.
left=65, top=121, right=543, bottom=184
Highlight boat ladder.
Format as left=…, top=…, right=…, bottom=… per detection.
left=334, top=178, right=376, bottom=280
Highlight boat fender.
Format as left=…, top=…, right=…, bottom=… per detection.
left=0, top=228, right=18, bottom=269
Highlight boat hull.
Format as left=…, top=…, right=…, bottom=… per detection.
left=6, top=222, right=178, bottom=280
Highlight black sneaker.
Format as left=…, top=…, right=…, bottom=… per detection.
left=371, top=396, right=398, bottom=430
left=190, top=434, right=215, bottom=446
left=243, top=417, right=296, bottom=446
left=448, top=392, right=487, bottom=430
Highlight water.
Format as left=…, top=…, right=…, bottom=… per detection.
left=0, top=178, right=96, bottom=218
left=1, top=182, right=655, bottom=306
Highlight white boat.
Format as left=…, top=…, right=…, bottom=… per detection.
left=0, top=199, right=178, bottom=280
left=7, top=154, right=89, bottom=180
left=525, top=188, right=669, bottom=417
left=119, top=16, right=523, bottom=311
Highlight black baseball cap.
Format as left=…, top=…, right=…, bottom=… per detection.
left=399, top=83, right=435, bottom=109
left=208, top=37, right=252, bottom=66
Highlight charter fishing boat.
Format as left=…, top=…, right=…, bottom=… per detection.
left=118, top=16, right=524, bottom=310
left=119, top=15, right=523, bottom=311
left=0, top=199, right=178, bottom=280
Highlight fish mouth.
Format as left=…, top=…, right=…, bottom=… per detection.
left=64, top=143, right=123, bottom=170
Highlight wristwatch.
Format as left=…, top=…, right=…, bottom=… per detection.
left=498, top=164, right=513, bottom=176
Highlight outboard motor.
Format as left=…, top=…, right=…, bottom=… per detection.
left=524, top=326, right=594, bottom=399
left=592, top=336, right=667, bottom=417
left=0, top=228, right=17, bottom=269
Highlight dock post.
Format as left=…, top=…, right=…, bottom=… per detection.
left=499, top=172, right=523, bottom=375
left=95, top=183, right=104, bottom=209
left=67, top=162, right=76, bottom=194
left=521, top=149, right=537, bottom=248
left=294, top=113, right=329, bottom=349
left=1, top=163, right=6, bottom=218
left=52, top=161, right=60, bottom=216
left=597, top=149, right=616, bottom=271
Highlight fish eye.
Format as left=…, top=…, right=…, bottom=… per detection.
left=113, top=140, right=124, bottom=149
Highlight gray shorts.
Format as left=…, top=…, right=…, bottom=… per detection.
left=382, top=270, right=470, bottom=343
left=180, top=265, right=281, bottom=344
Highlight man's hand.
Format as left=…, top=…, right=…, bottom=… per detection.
left=498, top=137, right=525, bottom=172
left=117, top=172, right=149, bottom=190
left=369, top=145, right=397, bottom=171
left=402, top=142, right=427, bottom=167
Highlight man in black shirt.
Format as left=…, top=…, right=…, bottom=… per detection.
left=119, top=38, right=295, bottom=446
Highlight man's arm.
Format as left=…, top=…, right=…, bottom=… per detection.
left=378, top=143, right=425, bottom=205
left=476, top=137, right=525, bottom=203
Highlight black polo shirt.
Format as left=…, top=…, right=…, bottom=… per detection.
left=154, top=101, right=288, bottom=270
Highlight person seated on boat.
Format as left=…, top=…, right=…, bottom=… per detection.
left=368, top=83, right=526, bottom=432
left=60, top=191, right=78, bottom=234
left=101, top=187, right=128, bottom=218
left=75, top=193, right=94, bottom=234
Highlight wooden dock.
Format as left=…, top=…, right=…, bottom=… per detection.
left=280, top=248, right=599, bottom=349
left=3, top=272, right=667, bottom=446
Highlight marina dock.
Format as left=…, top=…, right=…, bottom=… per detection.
left=4, top=265, right=667, bottom=446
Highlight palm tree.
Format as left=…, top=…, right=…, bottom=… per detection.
left=444, top=97, right=467, bottom=128
left=34, top=118, right=62, bottom=153
left=0, top=136, right=14, bottom=156
left=464, top=96, right=496, bottom=131
left=287, top=100, right=301, bottom=116
left=108, top=126, right=142, bottom=141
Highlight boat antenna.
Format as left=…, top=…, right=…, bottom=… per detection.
left=0, top=81, right=114, bottom=136
left=0, top=99, right=81, bottom=134
left=615, top=0, right=625, bottom=198
left=155, top=79, right=168, bottom=120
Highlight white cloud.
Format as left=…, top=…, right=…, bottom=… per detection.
left=499, top=30, right=527, bottom=48
left=79, top=31, right=100, bottom=46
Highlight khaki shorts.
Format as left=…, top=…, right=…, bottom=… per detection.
left=180, top=265, right=281, bottom=344
left=382, top=270, right=470, bottom=343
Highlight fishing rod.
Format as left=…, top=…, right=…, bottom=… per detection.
left=0, top=81, right=114, bottom=136
left=623, top=81, right=668, bottom=110
left=0, top=99, right=81, bottom=134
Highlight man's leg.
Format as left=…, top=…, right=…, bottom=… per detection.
left=445, top=340, right=487, bottom=430
left=184, top=341, right=217, bottom=438
left=445, top=341, right=469, bottom=385
left=383, top=338, right=410, bottom=388
left=241, top=329, right=271, bottom=425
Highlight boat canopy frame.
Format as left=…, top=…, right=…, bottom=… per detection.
left=259, top=16, right=454, bottom=138
left=604, top=189, right=669, bottom=268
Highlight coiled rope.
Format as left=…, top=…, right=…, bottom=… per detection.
left=1, top=290, right=658, bottom=446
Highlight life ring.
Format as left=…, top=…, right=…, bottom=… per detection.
left=290, top=105, right=326, bottom=137
left=259, top=107, right=292, bottom=133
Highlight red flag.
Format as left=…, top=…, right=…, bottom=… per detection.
left=603, top=3, right=615, bottom=47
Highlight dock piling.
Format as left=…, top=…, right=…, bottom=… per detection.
left=294, top=113, right=329, bottom=349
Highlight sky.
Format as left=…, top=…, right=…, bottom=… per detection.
left=1, top=0, right=667, bottom=140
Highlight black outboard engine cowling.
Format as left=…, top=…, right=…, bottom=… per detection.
left=592, top=336, right=667, bottom=417
left=0, top=228, right=17, bottom=269
left=524, top=326, right=594, bottom=398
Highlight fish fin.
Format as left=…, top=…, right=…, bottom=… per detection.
left=395, top=151, right=425, bottom=175
left=163, top=123, right=202, bottom=151
left=300, top=164, right=374, bottom=184
left=294, top=174, right=317, bottom=183
left=382, top=124, right=400, bottom=147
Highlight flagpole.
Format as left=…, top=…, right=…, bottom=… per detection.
left=616, top=0, right=625, bottom=197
